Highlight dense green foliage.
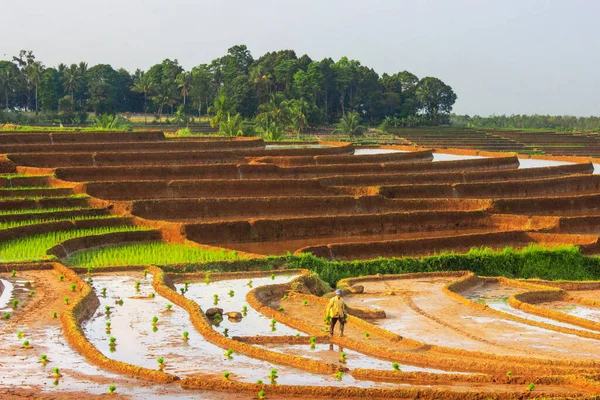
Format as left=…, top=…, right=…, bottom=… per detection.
left=0, top=46, right=457, bottom=126
left=161, top=245, right=600, bottom=286
left=64, top=241, right=241, bottom=267
left=451, top=114, right=600, bottom=133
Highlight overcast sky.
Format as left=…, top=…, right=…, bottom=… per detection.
left=2, top=0, right=598, bottom=116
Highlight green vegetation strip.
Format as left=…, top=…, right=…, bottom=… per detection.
left=0, top=226, right=150, bottom=263
left=0, top=215, right=117, bottom=230
left=64, top=241, right=241, bottom=267
left=0, top=194, right=85, bottom=201
left=162, top=245, right=600, bottom=286
left=0, top=186, right=56, bottom=191
left=0, top=207, right=89, bottom=216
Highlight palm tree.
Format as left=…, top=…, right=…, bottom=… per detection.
left=284, top=99, right=308, bottom=138
left=26, top=62, right=44, bottom=114
left=131, top=70, right=154, bottom=124
left=63, top=64, right=82, bottom=102
left=333, top=111, right=366, bottom=137
left=208, top=94, right=232, bottom=128
left=175, top=72, right=192, bottom=106
left=151, top=82, right=174, bottom=120
left=0, top=67, right=19, bottom=110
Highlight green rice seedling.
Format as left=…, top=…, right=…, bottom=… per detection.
left=29, top=290, right=35, bottom=296
left=277, top=306, right=284, bottom=312
left=101, top=287, right=107, bottom=296
left=310, top=336, right=316, bottom=349
left=335, top=371, right=343, bottom=380
left=70, top=283, right=77, bottom=292
left=11, top=270, right=16, bottom=277
left=17, top=331, right=24, bottom=339
left=64, top=297, right=69, bottom=305
left=180, top=288, right=185, bottom=296
left=117, top=298, right=123, bottom=306
left=53, top=367, right=61, bottom=377
left=40, top=354, right=48, bottom=365
left=247, top=280, right=253, bottom=288
left=87, top=267, right=93, bottom=275
left=105, top=305, right=111, bottom=314
left=23, top=340, right=30, bottom=348
left=152, top=326, right=158, bottom=333
left=184, top=281, right=190, bottom=290
left=143, top=269, right=148, bottom=279
left=223, top=371, right=230, bottom=380
left=87, top=277, right=93, bottom=284
left=59, top=274, right=64, bottom=282
left=295, top=333, right=300, bottom=337
left=108, top=385, right=116, bottom=394
left=392, top=362, right=400, bottom=371
left=64, top=242, right=241, bottom=268
left=224, top=348, right=233, bottom=358
left=527, top=383, right=535, bottom=391
left=282, top=295, right=287, bottom=300
left=53, top=379, right=59, bottom=386
left=256, top=379, right=263, bottom=384
left=506, top=371, right=512, bottom=377
left=52, top=311, right=57, bottom=318
left=182, top=331, right=189, bottom=341
left=109, top=337, right=117, bottom=348
left=213, top=294, right=219, bottom=300
left=3, top=312, right=9, bottom=319
left=229, top=290, right=234, bottom=297
left=258, top=390, right=266, bottom=399
left=364, top=332, right=370, bottom=340
left=149, top=292, right=155, bottom=298
left=303, top=300, right=308, bottom=306
left=157, top=357, right=164, bottom=369
left=223, top=328, right=229, bottom=337
left=339, top=352, right=346, bottom=363
left=270, top=274, right=275, bottom=280
left=134, top=281, right=141, bottom=291
left=242, top=305, right=248, bottom=313
left=2, top=226, right=150, bottom=263
left=106, top=321, right=111, bottom=330
left=269, top=368, right=278, bottom=379
left=12, top=299, right=19, bottom=308
left=152, top=316, right=158, bottom=326
left=205, top=273, right=211, bottom=285
left=325, top=315, right=331, bottom=324
left=166, top=304, right=172, bottom=311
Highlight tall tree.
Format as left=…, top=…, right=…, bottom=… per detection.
left=63, top=64, right=82, bottom=103
left=26, top=62, right=44, bottom=114
left=415, top=77, right=457, bottom=123
left=175, top=71, right=192, bottom=106
left=0, top=62, right=20, bottom=110
left=131, top=70, right=154, bottom=123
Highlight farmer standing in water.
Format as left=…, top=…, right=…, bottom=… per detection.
left=325, top=289, right=347, bottom=337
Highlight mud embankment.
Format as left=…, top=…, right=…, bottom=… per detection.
left=0, top=130, right=165, bottom=144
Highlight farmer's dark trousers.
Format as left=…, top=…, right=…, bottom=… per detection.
left=329, top=317, right=345, bottom=336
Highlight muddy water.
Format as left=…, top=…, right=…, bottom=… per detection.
left=84, top=273, right=397, bottom=387
left=432, top=153, right=485, bottom=162
left=178, top=275, right=302, bottom=337
left=264, top=144, right=332, bottom=149
left=517, top=158, right=573, bottom=169
left=464, top=283, right=600, bottom=334
left=0, top=277, right=31, bottom=315
left=259, top=343, right=460, bottom=375
left=353, top=149, right=405, bottom=155
left=540, top=301, right=600, bottom=324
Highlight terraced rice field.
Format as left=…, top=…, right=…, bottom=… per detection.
left=2, top=130, right=600, bottom=398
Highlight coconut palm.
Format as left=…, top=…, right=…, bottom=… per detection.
left=63, top=64, right=82, bottom=102
left=151, top=82, right=175, bottom=120
left=0, top=67, right=19, bottom=110
left=284, top=99, right=308, bottom=138
left=333, top=111, right=366, bottom=137
left=175, top=71, right=192, bottom=106
left=26, top=62, right=44, bottom=114
left=209, top=94, right=232, bottom=128
left=131, top=70, right=154, bottom=124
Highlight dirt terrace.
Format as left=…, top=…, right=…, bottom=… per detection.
left=2, top=131, right=600, bottom=259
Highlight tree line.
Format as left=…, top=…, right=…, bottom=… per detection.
left=451, top=114, right=600, bottom=133
left=0, top=46, right=457, bottom=130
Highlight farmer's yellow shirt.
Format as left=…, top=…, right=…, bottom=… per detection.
left=325, top=296, right=346, bottom=318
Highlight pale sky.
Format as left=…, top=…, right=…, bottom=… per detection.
left=2, top=0, right=598, bottom=116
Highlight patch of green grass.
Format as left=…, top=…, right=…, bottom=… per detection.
left=0, top=207, right=90, bottom=216
left=0, top=226, right=149, bottom=262
left=64, top=241, right=242, bottom=267
left=0, top=215, right=117, bottom=230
